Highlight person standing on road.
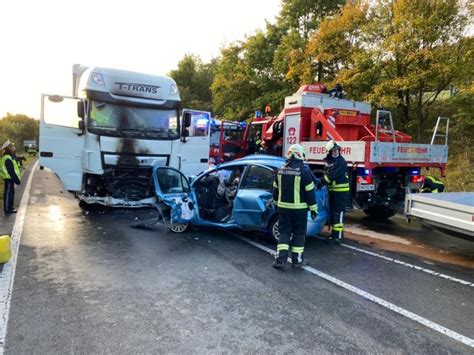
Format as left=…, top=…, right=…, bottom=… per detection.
left=272, top=144, right=318, bottom=270
left=1, top=140, right=21, bottom=214
left=421, top=175, right=445, bottom=193
left=323, top=140, right=349, bottom=243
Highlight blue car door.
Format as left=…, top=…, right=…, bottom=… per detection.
left=232, top=164, right=276, bottom=227
left=153, top=166, right=196, bottom=224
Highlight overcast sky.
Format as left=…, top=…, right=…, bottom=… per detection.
left=0, top=0, right=282, bottom=118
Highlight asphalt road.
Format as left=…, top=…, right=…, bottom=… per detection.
left=1, top=164, right=473, bottom=353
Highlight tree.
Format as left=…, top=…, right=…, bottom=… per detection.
left=305, top=2, right=369, bottom=85
left=210, top=1, right=345, bottom=119
left=0, top=113, right=39, bottom=153
left=211, top=44, right=260, bottom=119
left=169, top=55, right=216, bottom=112
left=274, top=0, right=345, bottom=85
left=319, top=1, right=471, bottom=137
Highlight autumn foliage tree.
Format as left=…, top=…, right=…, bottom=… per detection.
left=0, top=113, right=39, bottom=153
left=169, top=54, right=216, bottom=112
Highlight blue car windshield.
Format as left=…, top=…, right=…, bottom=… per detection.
left=88, top=101, right=179, bottom=139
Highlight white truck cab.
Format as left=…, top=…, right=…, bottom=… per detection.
left=39, top=65, right=210, bottom=207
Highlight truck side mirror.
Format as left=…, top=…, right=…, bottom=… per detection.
left=181, top=111, right=192, bottom=142
left=77, top=101, right=85, bottom=118
left=183, top=112, right=192, bottom=128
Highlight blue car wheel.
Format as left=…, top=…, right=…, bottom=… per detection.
left=168, top=223, right=190, bottom=233
left=269, top=218, right=280, bottom=243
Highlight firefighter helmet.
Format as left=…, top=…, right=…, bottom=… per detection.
left=287, top=144, right=306, bottom=160
left=325, top=140, right=341, bottom=152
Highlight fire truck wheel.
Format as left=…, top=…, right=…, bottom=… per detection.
left=268, top=218, right=280, bottom=243
left=168, top=223, right=190, bottom=233
left=364, top=206, right=395, bottom=221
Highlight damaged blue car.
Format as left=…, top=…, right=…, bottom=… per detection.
left=152, top=155, right=328, bottom=241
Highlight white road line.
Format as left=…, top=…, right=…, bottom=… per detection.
left=0, top=161, right=37, bottom=354
left=236, top=235, right=474, bottom=348
left=310, top=234, right=474, bottom=288
left=340, top=243, right=474, bottom=287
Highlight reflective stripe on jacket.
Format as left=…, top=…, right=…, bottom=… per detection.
left=324, top=155, right=349, bottom=192
left=422, top=176, right=445, bottom=193
left=272, top=159, right=317, bottom=212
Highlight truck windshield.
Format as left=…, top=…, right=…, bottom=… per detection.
left=88, top=101, right=179, bottom=139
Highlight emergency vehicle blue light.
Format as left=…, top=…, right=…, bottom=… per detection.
left=255, top=110, right=262, bottom=118
left=409, top=168, right=420, bottom=175
left=356, top=168, right=371, bottom=176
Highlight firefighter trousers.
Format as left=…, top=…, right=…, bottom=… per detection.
left=276, top=210, right=307, bottom=264
left=329, top=191, right=348, bottom=240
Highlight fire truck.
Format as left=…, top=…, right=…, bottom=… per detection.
left=252, top=84, right=449, bottom=219
left=209, top=119, right=247, bottom=162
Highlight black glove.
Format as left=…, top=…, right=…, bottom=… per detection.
left=311, top=211, right=317, bottom=220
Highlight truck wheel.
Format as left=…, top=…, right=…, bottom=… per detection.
left=268, top=218, right=280, bottom=243
left=364, top=206, right=395, bottom=220
left=168, top=223, right=189, bottom=233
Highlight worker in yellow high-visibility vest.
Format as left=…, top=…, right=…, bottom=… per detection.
left=421, top=176, right=445, bottom=193
left=1, top=140, right=21, bottom=214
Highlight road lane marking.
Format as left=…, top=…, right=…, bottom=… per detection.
left=236, top=234, right=474, bottom=348
left=340, top=243, right=474, bottom=287
left=309, top=234, right=474, bottom=288
left=0, top=161, right=37, bottom=354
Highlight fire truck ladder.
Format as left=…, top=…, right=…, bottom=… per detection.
left=373, top=110, right=395, bottom=164
left=430, top=117, right=450, bottom=145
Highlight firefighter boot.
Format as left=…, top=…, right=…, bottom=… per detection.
left=292, top=252, right=309, bottom=268
left=272, top=259, right=286, bottom=270
left=292, top=259, right=309, bottom=268
left=331, top=223, right=344, bottom=244
left=273, top=243, right=289, bottom=270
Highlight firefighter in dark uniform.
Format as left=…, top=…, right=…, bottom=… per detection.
left=323, top=140, right=349, bottom=243
left=272, top=144, right=318, bottom=270
left=421, top=175, right=445, bottom=193
left=1, top=140, right=21, bottom=214
left=254, top=131, right=262, bottom=154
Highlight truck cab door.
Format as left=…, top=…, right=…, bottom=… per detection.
left=232, top=164, right=276, bottom=227
left=153, top=166, right=196, bottom=224
left=179, top=109, right=211, bottom=175
left=39, top=94, right=86, bottom=191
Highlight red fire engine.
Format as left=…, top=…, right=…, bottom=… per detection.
left=249, top=84, right=449, bottom=219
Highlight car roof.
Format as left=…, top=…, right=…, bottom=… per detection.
left=218, top=154, right=286, bottom=169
